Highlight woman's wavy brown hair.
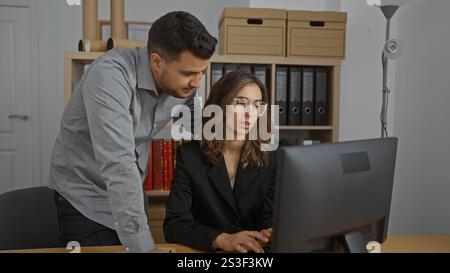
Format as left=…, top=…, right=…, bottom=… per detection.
left=200, top=70, right=270, bottom=168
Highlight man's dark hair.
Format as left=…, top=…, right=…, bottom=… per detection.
left=148, top=11, right=217, bottom=61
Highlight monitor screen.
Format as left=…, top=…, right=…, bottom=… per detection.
left=271, top=137, right=398, bottom=253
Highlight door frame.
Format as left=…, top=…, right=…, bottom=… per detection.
left=29, top=1, right=41, bottom=188
left=1, top=0, right=41, bottom=188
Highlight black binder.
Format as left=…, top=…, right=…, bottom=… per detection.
left=211, top=64, right=223, bottom=87
left=224, top=64, right=238, bottom=75
left=301, top=67, right=315, bottom=126
left=254, top=66, right=267, bottom=89
left=276, top=66, right=288, bottom=126
left=238, top=65, right=252, bottom=73
left=315, top=67, right=329, bottom=125
left=288, top=67, right=302, bottom=125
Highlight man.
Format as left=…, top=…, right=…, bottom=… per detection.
left=49, top=11, right=217, bottom=253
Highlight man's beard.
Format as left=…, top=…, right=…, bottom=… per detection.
left=160, top=70, right=184, bottom=98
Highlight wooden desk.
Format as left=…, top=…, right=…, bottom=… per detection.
left=381, top=235, right=450, bottom=253
left=1, top=236, right=450, bottom=253
left=0, top=244, right=202, bottom=254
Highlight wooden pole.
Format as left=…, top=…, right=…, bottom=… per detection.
left=82, top=0, right=99, bottom=40
left=111, top=0, right=126, bottom=39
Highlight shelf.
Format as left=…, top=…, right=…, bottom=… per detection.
left=64, top=52, right=104, bottom=62
left=146, top=191, right=170, bottom=197
left=210, top=54, right=342, bottom=66
left=64, top=52, right=343, bottom=66
left=276, top=126, right=333, bottom=131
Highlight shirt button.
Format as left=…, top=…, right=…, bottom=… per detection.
left=115, top=222, right=119, bottom=226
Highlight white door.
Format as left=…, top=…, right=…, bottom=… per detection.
left=0, top=5, right=34, bottom=194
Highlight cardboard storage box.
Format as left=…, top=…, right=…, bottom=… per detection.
left=287, top=10, right=347, bottom=58
left=219, top=8, right=287, bottom=56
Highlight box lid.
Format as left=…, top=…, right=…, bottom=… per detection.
left=219, top=8, right=287, bottom=25
left=288, top=10, right=347, bottom=22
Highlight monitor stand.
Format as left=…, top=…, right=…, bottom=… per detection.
left=342, top=231, right=369, bottom=253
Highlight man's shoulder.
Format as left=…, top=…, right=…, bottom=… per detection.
left=81, top=48, right=140, bottom=90
left=91, top=48, right=138, bottom=74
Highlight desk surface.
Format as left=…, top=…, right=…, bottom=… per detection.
left=381, top=235, right=450, bottom=253
left=1, top=236, right=450, bottom=253
left=0, top=244, right=202, bottom=254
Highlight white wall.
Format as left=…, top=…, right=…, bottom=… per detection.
left=36, top=0, right=81, bottom=187
left=389, top=0, right=450, bottom=235
left=249, top=0, right=340, bottom=11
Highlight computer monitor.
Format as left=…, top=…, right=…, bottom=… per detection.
left=271, top=137, right=398, bottom=253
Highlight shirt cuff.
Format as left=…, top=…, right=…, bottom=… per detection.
left=117, top=228, right=156, bottom=253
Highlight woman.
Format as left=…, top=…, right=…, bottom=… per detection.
left=164, top=71, right=276, bottom=253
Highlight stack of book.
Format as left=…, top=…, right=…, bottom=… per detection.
left=144, top=140, right=184, bottom=192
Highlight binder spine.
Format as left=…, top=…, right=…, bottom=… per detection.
left=302, top=67, right=315, bottom=126
left=211, top=64, right=224, bottom=87
left=254, top=66, right=267, bottom=89
left=315, top=67, right=329, bottom=126
left=276, top=66, right=288, bottom=126
left=288, top=67, right=302, bottom=126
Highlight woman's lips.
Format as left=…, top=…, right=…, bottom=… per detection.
left=241, top=121, right=250, bottom=129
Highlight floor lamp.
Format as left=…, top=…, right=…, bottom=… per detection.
left=367, top=0, right=411, bottom=138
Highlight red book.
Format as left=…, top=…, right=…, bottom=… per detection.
left=143, top=142, right=153, bottom=191
left=173, top=140, right=183, bottom=170
left=168, top=141, right=174, bottom=190
left=163, top=140, right=173, bottom=191
left=152, top=140, right=164, bottom=191
left=162, top=141, right=168, bottom=191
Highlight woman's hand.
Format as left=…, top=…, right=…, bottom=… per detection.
left=260, top=228, right=273, bottom=242
left=212, top=231, right=270, bottom=253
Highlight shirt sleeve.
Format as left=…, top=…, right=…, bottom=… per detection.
left=82, top=58, right=155, bottom=253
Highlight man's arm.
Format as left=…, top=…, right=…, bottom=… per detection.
left=82, top=58, right=155, bottom=253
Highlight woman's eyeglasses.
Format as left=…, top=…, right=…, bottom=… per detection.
left=231, top=97, right=268, bottom=117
